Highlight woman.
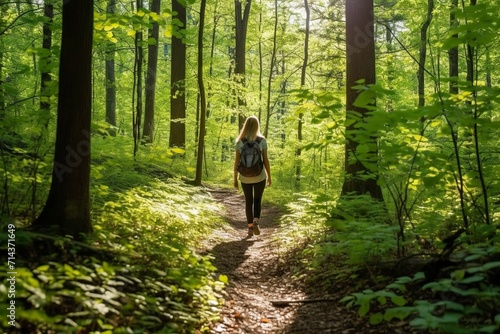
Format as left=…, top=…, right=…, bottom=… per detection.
left=233, top=116, right=272, bottom=236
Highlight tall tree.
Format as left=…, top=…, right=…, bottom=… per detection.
left=105, top=0, right=117, bottom=132
left=264, top=0, right=278, bottom=137
left=341, top=0, right=383, bottom=199
left=234, top=0, right=251, bottom=129
left=133, top=0, right=144, bottom=155
left=33, top=0, right=94, bottom=235
left=449, top=0, right=459, bottom=94
left=39, top=2, right=53, bottom=115
left=258, top=0, right=263, bottom=121
left=195, top=0, right=207, bottom=185
left=30, top=2, right=54, bottom=221
left=143, top=0, right=161, bottom=143
left=295, top=0, right=310, bottom=186
left=418, top=0, right=434, bottom=107
left=0, top=6, right=5, bottom=117
left=464, top=0, right=490, bottom=226
left=169, top=0, right=187, bottom=148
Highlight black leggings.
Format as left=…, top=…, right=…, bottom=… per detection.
left=240, top=179, right=266, bottom=224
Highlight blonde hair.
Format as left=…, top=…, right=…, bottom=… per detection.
left=236, top=116, right=264, bottom=142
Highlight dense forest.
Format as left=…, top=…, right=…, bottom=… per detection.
left=1, top=0, right=499, bottom=333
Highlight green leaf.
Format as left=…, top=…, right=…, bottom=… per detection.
left=464, top=253, right=484, bottom=262
left=390, top=296, right=407, bottom=306
left=35, top=265, right=50, bottom=272
left=441, top=301, right=464, bottom=312
left=479, top=325, right=500, bottom=333
left=452, top=270, right=465, bottom=281
left=384, top=307, right=413, bottom=321
left=410, top=318, right=429, bottom=329
left=358, top=299, right=370, bottom=317
left=386, top=283, right=406, bottom=292
left=340, top=295, right=354, bottom=303
left=441, top=312, right=462, bottom=323
left=219, top=275, right=229, bottom=284
left=369, top=312, right=384, bottom=325
left=353, top=90, right=376, bottom=108
left=468, top=261, right=500, bottom=273
left=459, top=274, right=485, bottom=284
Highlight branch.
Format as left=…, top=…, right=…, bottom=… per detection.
left=1, top=8, right=44, bottom=36
left=377, top=20, right=434, bottom=78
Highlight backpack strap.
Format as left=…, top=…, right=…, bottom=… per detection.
left=241, top=136, right=263, bottom=144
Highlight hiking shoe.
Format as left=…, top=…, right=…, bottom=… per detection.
left=252, top=222, right=261, bottom=235
left=248, top=226, right=254, bottom=236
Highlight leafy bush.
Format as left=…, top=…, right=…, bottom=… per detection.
left=341, top=245, right=500, bottom=333
left=0, top=174, right=226, bottom=333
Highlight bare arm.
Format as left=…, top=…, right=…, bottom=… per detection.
left=262, top=148, right=272, bottom=186
left=233, top=150, right=240, bottom=190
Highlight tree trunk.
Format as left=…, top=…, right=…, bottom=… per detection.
left=258, top=0, right=263, bottom=122
left=465, top=0, right=489, bottom=225
left=264, top=0, right=278, bottom=138
left=133, top=0, right=144, bottom=155
left=341, top=0, right=383, bottom=200
left=33, top=0, right=94, bottom=236
left=169, top=0, right=187, bottom=148
left=296, top=0, right=310, bottom=187
left=234, top=0, right=251, bottom=129
left=105, top=0, right=117, bottom=132
left=0, top=6, right=5, bottom=118
left=449, top=0, right=459, bottom=94
left=143, top=0, right=161, bottom=143
left=195, top=0, right=207, bottom=185
left=207, top=0, right=219, bottom=119
left=418, top=0, right=434, bottom=107
left=39, top=3, right=53, bottom=114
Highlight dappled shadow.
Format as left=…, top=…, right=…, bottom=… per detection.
left=206, top=188, right=432, bottom=333
left=210, top=238, right=256, bottom=277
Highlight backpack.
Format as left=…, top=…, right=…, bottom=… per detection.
left=238, top=137, right=263, bottom=177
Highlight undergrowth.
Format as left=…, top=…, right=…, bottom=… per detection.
left=0, top=136, right=227, bottom=333
left=275, top=190, right=500, bottom=333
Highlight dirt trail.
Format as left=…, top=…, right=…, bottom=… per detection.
left=205, top=189, right=425, bottom=334
left=205, top=189, right=361, bottom=334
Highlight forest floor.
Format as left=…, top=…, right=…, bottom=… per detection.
left=204, top=188, right=423, bottom=334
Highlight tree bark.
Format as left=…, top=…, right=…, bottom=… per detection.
left=264, top=0, right=278, bottom=138
left=258, top=0, right=263, bottom=122
left=195, top=0, right=207, bottom=185
left=40, top=3, right=53, bottom=114
left=448, top=0, right=459, bottom=94
left=105, top=0, right=117, bottom=131
left=143, top=0, right=161, bottom=143
left=418, top=0, right=434, bottom=107
left=234, top=0, right=251, bottom=129
left=341, top=0, right=383, bottom=199
left=0, top=6, right=5, bottom=117
left=133, top=0, right=144, bottom=155
left=33, top=0, right=94, bottom=236
left=296, top=0, right=310, bottom=187
left=169, top=0, right=187, bottom=148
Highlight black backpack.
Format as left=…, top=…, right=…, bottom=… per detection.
left=238, top=137, right=263, bottom=177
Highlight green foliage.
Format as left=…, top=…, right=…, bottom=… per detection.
left=0, top=146, right=226, bottom=332
left=341, top=245, right=500, bottom=333
left=275, top=192, right=397, bottom=288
